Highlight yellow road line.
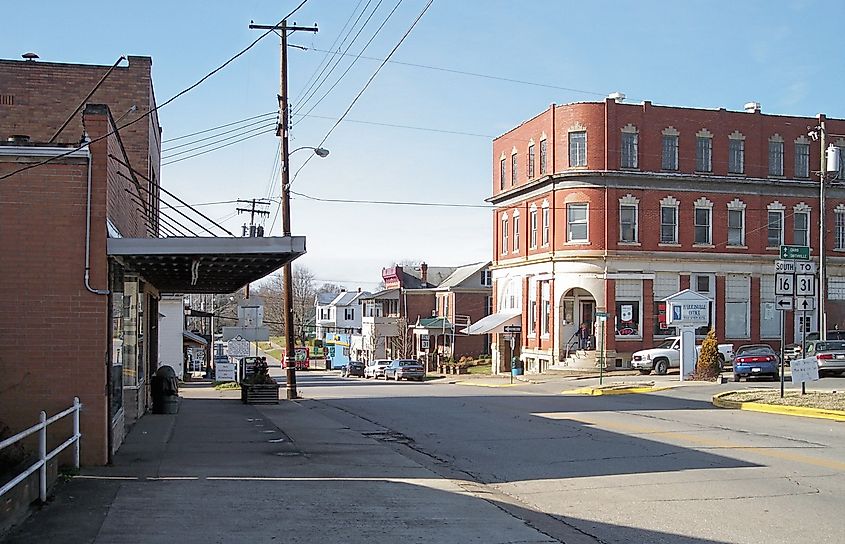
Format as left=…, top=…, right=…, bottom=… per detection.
left=562, top=385, right=675, bottom=396
left=713, top=392, right=845, bottom=422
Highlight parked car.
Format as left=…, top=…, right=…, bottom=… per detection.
left=631, top=337, right=734, bottom=375
left=384, top=359, right=425, bottom=381
left=340, top=361, right=365, bottom=378
left=733, top=344, right=779, bottom=381
left=784, top=330, right=845, bottom=361
left=364, top=359, right=392, bottom=379
left=792, top=340, right=845, bottom=377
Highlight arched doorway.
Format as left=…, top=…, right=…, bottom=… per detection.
left=559, top=287, right=597, bottom=363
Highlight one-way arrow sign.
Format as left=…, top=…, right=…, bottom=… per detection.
left=796, top=296, right=815, bottom=311
left=776, top=297, right=793, bottom=311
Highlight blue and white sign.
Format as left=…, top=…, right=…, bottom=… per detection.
left=664, top=290, right=712, bottom=326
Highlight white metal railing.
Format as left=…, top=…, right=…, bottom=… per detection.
left=0, top=398, right=81, bottom=502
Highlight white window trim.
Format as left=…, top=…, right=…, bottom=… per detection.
left=541, top=200, right=550, bottom=247
left=793, top=203, right=811, bottom=247
left=512, top=210, right=520, bottom=253
left=766, top=203, right=785, bottom=249
left=694, top=198, right=713, bottom=246
left=566, top=203, right=589, bottom=243
left=619, top=194, right=639, bottom=244
left=835, top=204, right=845, bottom=250
left=501, top=214, right=509, bottom=255
left=529, top=204, right=538, bottom=249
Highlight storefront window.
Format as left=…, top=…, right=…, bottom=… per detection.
left=109, top=263, right=125, bottom=422
left=615, top=301, right=640, bottom=337
left=122, top=278, right=140, bottom=387
left=654, top=302, right=676, bottom=336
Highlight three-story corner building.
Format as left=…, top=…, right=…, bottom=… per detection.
left=488, top=96, right=845, bottom=374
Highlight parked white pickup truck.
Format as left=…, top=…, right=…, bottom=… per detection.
left=631, top=337, right=734, bottom=375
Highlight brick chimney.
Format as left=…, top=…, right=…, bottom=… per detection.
left=420, top=262, right=428, bottom=285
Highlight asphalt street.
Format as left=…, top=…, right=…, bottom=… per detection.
left=295, top=371, right=845, bottom=544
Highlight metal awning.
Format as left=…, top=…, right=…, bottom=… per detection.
left=107, top=236, right=305, bottom=294
left=461, top=310, right=521, bottom=335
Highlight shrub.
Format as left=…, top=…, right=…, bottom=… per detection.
left=694, top=329, right=721, bottom=380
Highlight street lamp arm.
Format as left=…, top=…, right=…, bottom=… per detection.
left=289, top=146, right=329, bottom=158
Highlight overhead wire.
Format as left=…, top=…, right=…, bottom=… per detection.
left=162, top=116, right=279, bottom=152
left=0, top=0, right=309, bottom=182
left=161, top=128, right=277, bottom=166
left=293, top=0, right=405, bottom=121
left=161, top=121, right=278, bottom=160
left=162, top=111, right=277, bottom=143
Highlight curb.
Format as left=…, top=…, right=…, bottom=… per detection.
left=562, top=384, right=675, bottom=396
left=454, top=381, right=519, bottom=388
left=712, top=391, right=845, bottom=422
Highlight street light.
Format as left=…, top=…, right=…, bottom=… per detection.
left=280, top=144, right=329, bottom=399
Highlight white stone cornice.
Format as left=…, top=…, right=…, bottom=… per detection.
left=660, top=195, right=680, bottom=207
left=619, top=193, right=640, bottom=205
left=729, top=130, right=745, bottom=140
left=794, top=202, right=811, bottom=213
left=727, top=198, right=746, bottom=210
left=568, top=121, right=586, bottom=132
left=621, top=123, right=638, bottom=134
left=767, top=200, right=786, bottom=211
left=696, top=128, right=713, bottom=138
left=694, top=197, right=713, bottom=208
left=769, top=133, right=784, bottom=143
left=662, top=126, right=679, bottom=136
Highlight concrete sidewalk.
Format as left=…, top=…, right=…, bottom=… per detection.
left=1, top=384, right=555, bottom=544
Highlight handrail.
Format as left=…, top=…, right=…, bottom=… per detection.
left=0, top=398, right=82, bottom=503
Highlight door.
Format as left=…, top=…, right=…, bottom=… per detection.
left=580, top=301, right=595, bottom=349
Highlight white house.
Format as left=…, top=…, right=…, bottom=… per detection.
left=314, top=289, right=371, bottom=339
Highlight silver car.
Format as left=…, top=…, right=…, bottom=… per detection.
left=364, top=359, right=392, bottom=379
left=796, top=340, right=845, bottom=377
left=384, top=359, right=425, bottom=381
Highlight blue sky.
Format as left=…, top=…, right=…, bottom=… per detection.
left=3, top=0, right=844, bottom=290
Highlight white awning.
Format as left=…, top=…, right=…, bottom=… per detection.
left=461, top=310, right=521, bottom=335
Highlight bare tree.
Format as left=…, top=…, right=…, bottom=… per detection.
left=389, top=316, right=413, bottom=359
left=255, top=265, right=316, bottom=343
left=317, top=282, right=343, bottom=296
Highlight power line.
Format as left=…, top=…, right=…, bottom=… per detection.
left=0, top=1, right=308, bottom=183
left=296, top=113, right=495, bottom=138
left=162, top=111, right=277, bottom=143
left=161, top=121, right=277, bottom=160
left=291, top=190, right=492, bottom=208
left=289, top=0, right=434, bottom=188
left=161, top=128, right=277, bottom=166
left=290, top=45, right=610, bottom=98
left=162, top=116, right=278, bottom=151
left=293, top=0, right=405, bottom=120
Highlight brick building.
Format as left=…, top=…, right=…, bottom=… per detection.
left=487, top=96, right=845, bottom=373
left=0, top=57, right=303, bottom=468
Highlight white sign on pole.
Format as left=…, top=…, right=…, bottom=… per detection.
left=795, top=275, right=815, bottom=296
left=668, top=302, right=709, bottom=325
left=790, top=358, right=820, bottom=384
left=775, top=297, right=794, bottom=311
left=795, top=296, right=816, bottom=311
left=215, top=361, right=236, bottom=381
left=796, top=261, right=817, bottom=274
left=775, top=274, right=794, bottom=296
left=774, top=260, right=795, bottom=273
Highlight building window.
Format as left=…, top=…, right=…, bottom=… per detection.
left=539, top=139, right=547, bottom=174
left=528, top=144, right=535, bottom=178
left=769, top=138, right=784, bottom=176
left=569, top=131, right=586, bottom=167
left=728, top=138, right=744, bottom=174
left=836, top=211, right=845, bottom=250
left=541, top=205, right=550, bottom=246
left=511, top=153, right=518, bottom=185
left=621, top=132, right=638, bottom=168
left=513, top=213, right=520, bottom=252
left=566, top=203, right=588, bottom=242
left=481, top=269, right=492, bottom=287
left=794, top=211, right=809, bottom=247
left=795, top=142, right=810, bottom=178
left=695, top=275, right=711, bottom=294
left=767, top=210, right=784, bottom=248
left=662, top=135, right=678, bottom=170
left=344, top=308, right=354, bottom=320
left=838, top=146, right=845, bottom=180
left=660, top=205, right=678, bottom=244
left=620, top=204, right=637, bottom=243
left=499, top=158, right=505, bottom=190
left=696, top=135, right=712, bottom=172
left=540, top=282, right=550, bottom=336
left=615, top=301, right=640, bottom=336
left=694, top=207, right=711, bottom=244
left=501, top=217, right=508, bottom=254
left=528, top=287, right=537, bottom=336
left=728, top=209, right=744, bottom=246
left=484, top=296, right=493, bottom=315
left=529, top=207, right=538, bottom=248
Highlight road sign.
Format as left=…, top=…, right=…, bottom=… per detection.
left=227, top=336, right=250, bottom=357
left=779, top=245, right=810, bottom=260
left=774, top=260, right=796, bottom=273
left=420, top=336, right=430, bottom=350
left=775, top=273, right=794, bottom=295
left=796, top=296, right=816, bottom=311
left=503, top=324, right=522, bottom=333
left=795, top=274, right=815, bottom=296
left=796, top=261, right=817, bottom=274
left=775, top=297, right=794, bottom=311
left=596, top=311, right=608, bottom=322
left=791, top=358, right=820, bottom=384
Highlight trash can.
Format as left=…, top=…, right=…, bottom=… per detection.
left=151, top=366, right=179, bottom=414
left=511, top=357, right=523, bottom=376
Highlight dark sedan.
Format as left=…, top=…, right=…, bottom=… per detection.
left=733, top=344, right=779, bottom=381
left=340, top=361, right=365, bottom=378
left=384, top=359, right=425, bottom=381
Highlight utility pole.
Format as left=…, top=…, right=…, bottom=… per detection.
left=250, top=19, right=317, bottom=400
left=236, top=198, right=270, bottom=237
left=819, top=116, right=828, bottom=342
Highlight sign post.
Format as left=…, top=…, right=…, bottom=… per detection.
left=596, top=312, right=607, bottom=384
left=774, top=249, right=813, bottom=397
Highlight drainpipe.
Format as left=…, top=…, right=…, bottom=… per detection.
left=84, top=145, right=110, bottom=296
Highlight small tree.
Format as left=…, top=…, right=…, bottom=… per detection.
left=694, top=329, right=721, bottom=380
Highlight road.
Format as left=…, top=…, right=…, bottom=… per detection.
left=289, top=371, right=845, bottom=544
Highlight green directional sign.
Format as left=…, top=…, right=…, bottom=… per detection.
left=780, top=245, right=810, bottom=261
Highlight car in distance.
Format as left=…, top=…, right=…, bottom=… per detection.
left=384, top=359, right=425, bottom=381
left=364, top=359, right=392, bottom=379
left=732, top=344, right=779, bottom=381
left=631, top=337, right=734, bottom=375
left=792, top=340, right=845, bottom=377
left=784, top=330, right=845, bottom=361
left=340, top=361, right=365, bottom=378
